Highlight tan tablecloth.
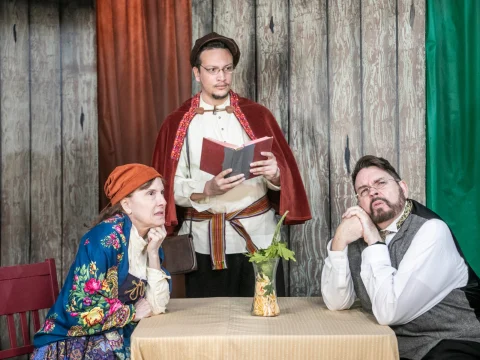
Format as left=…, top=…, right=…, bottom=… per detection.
left=131, top=297, right=399, bottom=360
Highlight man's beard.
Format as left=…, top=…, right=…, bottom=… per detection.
left=369, top=189, right=406, bottom=225
left=212, top=84, right=230, bottom=100
left=212, top=91, right=229, bottom=100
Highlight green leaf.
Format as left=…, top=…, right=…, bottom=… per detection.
left=272, top=211, right=289, bottom=244
left=263, top=283, right=274, bottom=295
left=245, top=210, right=296, bottom=263
left=246, top=251, right=268, bottom=263
left=278, top=245, right=296, bottom=262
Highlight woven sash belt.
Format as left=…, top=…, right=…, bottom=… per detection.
left=185, top=195, right=272, bottom=270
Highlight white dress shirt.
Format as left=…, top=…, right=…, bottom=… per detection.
left=174, top=95, right=280, bottom=254
left=321, top=208, right=469, bottom=326
left=128, top=225, right=170, bottom=314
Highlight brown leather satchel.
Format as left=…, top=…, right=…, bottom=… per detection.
left=161, top=128, right=197, bottom=275
left=162, top=234, right=197, bottom=275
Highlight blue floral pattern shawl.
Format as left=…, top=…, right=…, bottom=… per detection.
left=33, top=214, right=170, bottom=350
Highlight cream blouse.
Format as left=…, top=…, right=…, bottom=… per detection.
left=128, top=225, right=170, bottom=315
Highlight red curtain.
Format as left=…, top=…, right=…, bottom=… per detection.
left=97, top=0, right=192, bottom=208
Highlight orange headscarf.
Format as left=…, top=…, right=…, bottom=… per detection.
left=104, top=164, right=161, bottom=205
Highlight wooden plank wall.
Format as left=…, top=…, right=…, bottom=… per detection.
left=0, top=0, right=97, bottom=303
left=192, top=0, right=426, bottom=296
left=0, top=1, right=97, bottom=353
left=0, top=0, right=425, bottom=316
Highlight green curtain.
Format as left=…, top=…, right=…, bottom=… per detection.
left=426, top=0, right=480, bottom=275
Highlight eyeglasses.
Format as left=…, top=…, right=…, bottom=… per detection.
left=199, top=64, right=235, bottom=75
left=356, top=178, right=399, bottom=198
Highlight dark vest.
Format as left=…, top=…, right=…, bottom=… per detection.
left=347, top=200, right=480, bottom=360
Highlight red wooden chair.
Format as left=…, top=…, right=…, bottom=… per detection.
left=0, top=258, right=59, bottom=359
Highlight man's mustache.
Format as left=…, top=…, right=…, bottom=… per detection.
left=370, top=197, right=392, bottom=211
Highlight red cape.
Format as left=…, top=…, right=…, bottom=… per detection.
left=152, top=95, right=312, bottom=230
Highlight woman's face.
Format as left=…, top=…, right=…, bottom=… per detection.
left=121, top=177, right=166, bottom=236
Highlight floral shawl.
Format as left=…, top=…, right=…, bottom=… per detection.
left=33, top=214, right=170, bottom=349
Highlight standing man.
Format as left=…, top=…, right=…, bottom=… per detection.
left=321, top=155, right=480, bottom=360
left=153, top=33, right=311, bottom=298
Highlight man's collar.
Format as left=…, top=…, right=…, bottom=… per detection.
left=170, top=90, right=256, bottom=161
left=381, top=199, right=412, bottom=233
left=384, top=212, right=404, bottom=232
left=199, top=93, right=230, bottom=109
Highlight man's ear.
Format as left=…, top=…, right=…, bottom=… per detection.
left=193, top=67, right=200, bottom=82
left=120, top=198, right=132, bottom=215
left=399, top=180, right=409, bottom=199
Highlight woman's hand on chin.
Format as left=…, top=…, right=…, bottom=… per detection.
left=147, top=225, right=167, bottom=254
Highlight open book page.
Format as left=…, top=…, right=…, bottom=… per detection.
left=200, top=136, right=273, bottom=179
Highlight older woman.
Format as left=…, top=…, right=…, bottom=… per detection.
left=32, top=164, right=171, bottom=359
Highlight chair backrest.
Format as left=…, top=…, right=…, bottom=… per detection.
left=0, top=258, right=59, bottom=359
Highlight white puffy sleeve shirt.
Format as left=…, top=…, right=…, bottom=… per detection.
left=174, top=95, right=280, bottom=254
left=128, top=226, right=170, bottom=315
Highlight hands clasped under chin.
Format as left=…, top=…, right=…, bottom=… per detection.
left=341, top=206, right=382, bottom=246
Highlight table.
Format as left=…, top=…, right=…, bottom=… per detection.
left=131, top=297, right=399, bottom=360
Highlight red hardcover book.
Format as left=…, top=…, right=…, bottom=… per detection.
left=200, top=136, right=273, bottom=179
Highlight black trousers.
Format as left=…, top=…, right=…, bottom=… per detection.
left=185, top=252, right=286, bottom=298
left=401, top=339, right=480, bottom=360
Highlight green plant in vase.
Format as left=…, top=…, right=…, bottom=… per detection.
left=246, top=211, right=295, bottom=316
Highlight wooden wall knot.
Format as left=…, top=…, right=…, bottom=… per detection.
left=344, top=136, right=351, bottom=174
left=410, top=2, right=415, bottom=28
left=80, top=107, right=85, bottom=130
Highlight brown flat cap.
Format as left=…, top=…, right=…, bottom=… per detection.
left=190, top=32, right=240, bottom=67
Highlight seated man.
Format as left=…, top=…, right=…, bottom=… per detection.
left=321, top=155, right=480, bottom=360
